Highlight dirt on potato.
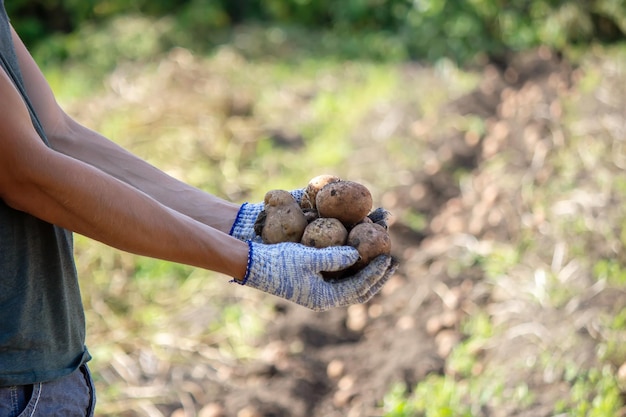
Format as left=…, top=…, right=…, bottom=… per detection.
left=260, top=190, right=308, bottom=243
left=316, top=180, right=373, bottom=227
left=346, top=222, right=391, bottom=270
left=301, top=217, right=348, bottom=248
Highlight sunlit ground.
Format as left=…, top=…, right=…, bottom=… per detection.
left=40, top=15, right=626, bottom=417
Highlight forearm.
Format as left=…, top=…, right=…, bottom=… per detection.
left=10, top=25, right=242, bottom=234
left=50, top=117, right=241, bottom=234
left=3, top=144, right=249, bottom=279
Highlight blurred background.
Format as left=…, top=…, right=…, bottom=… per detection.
left=8, top=1, right=626, bottom=416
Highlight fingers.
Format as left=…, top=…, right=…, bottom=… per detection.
left=355, top=256, right=399, bottom=302
left=244, top=240, right=397, bottom=312
left=330, top=254, right=397, bottom=307
left=367, top=207, right=391, bottom=229
left=353, top=254, right=393, bottom=286
left=306, top=245, right=360, bottom=272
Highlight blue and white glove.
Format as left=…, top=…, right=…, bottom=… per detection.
left=367, top=207, right=391, bottom=229
left=229, top=189, right=305, bottom=241
left=238, top=241, right=398, bottom=311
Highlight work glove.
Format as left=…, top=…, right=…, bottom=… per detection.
left=367, top=207, right=391, bottom=229
left=229, top=189, right=305, bottom=241
left=237, top=241, right=399, bottom=311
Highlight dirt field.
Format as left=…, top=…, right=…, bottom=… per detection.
left=194, top=49, right=626, bottom=417
left=73, top=43, right=626, bottom=417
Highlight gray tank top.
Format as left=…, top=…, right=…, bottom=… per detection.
left=0, top=0, right=90, bottom=386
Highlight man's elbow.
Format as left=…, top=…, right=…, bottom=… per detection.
left=45, top=112, right=80, bottom=153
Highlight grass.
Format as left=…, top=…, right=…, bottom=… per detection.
left=554, top=366, right=624, bottom=417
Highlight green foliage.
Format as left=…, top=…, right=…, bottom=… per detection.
left=382, top=372, right=534, bottom=417
left=593, top=259, right=626, bottom=286
left=5, top=0, right=232, bottom=51
left=610, top=308, right=626, bottom=331
left=404, top=209, right=429, bottom=234
left=8, top=0, right=626, bottom=64
left=382, top=376, right=475, bottom=417
left=476, top=244, right=520, bottom=280
left=384, top=336, right=623, bottom=417
left=382, top=313, right=518, bottom=417
left=383, top=358, right=623, bottom=417
left=554, top=366, right=624, bottom=417
left=443, top=313, right=493, bottom=380
left=597, top=307, right=626, bottom=366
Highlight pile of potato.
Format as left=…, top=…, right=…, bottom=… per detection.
left=254, top=175, right=391, bottom=279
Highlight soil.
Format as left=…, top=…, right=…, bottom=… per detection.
left=193, top=49, right=625, bottom=417
left=85, top=46, right=626, bottom=417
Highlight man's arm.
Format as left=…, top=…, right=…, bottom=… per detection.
left=0, top=64, right=249, bottom=279
left=3, top=27, right=399, bottom=310
left=10, top=26, right=240, bottom=235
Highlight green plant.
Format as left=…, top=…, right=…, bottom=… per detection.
left=554, top=366, right=624, bottom=417
left=593, top=259, right=626, bottom=286
left=10, top=0, right=626, bottom=64
left=382, top=371, right=530, bottom=417
left=382, top=376, right=475, bottom=417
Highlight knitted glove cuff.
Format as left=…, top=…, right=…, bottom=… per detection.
left=239, top=239, right=255, bottom=286
left=229, top=202, right=261, bottom=241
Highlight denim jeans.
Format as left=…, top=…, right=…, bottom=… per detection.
left=0, top=364, right=95, bottom=417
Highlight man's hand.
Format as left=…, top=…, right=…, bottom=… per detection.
left=238, top=241, right=398, bottom=311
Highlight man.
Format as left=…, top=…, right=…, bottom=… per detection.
left=0, top=2, right=397, bottom=416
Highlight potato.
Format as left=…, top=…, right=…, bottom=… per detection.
left=316, top=180, right=373, bottom=227
left=346, top=223, right=391, bottom=271
left=356, top=216, right=373, bottom=225
left=265, top=189, right=297, bottom=207
left=252, top=179, right=390, bottom=282
left=301, top=218, right=348, bottom=248
left=301, top=174, right=341, bottom=210
left=260, top=190, right=308, bottom=244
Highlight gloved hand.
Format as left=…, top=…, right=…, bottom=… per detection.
left=367, top=207, right=391, bottom=229
left=229, top=189, right=305, bottom=241
left=230, top=188, right=389, bottom=242
left=237, top=241, right=399, bottom=311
